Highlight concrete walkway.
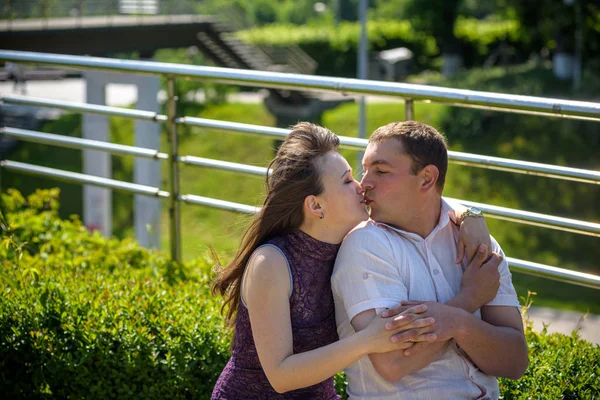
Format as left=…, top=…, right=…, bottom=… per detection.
left=526, top=306, right=600, bottom=345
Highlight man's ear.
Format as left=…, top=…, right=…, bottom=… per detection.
left=419, top=165, right=439, bottom=193
left=303, top=195, right=323, bottom=219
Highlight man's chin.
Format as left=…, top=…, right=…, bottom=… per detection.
left=368, top=209, right=389, bottom=225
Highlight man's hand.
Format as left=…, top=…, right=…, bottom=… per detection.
left=460, top=245, right=502, bottom=308
left=397, top=301, right=467, bottom=356
left=453, top=210, right=492, bottom=263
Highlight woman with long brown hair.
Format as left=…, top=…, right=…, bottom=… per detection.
left=211, top=122, right=492, bottom=399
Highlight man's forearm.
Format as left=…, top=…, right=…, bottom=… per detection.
left=446, top=291, right=480, bottom=313
left=381, top=292, right=480, bottom=377
left=453, top=310, right=528, bottom=379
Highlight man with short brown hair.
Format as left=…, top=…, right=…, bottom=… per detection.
left=369, top=121, right=448, bottom=192
left=332, top=121, right=528, bottom=399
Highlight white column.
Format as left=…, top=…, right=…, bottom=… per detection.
left=83, top=71, right=112, bottom=237
left=134, top=75, right=161, bottom=248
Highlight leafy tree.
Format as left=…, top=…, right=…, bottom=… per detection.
left=404, top=0, right=464, bottom=76
left=507, top=0, right=600, bottom=55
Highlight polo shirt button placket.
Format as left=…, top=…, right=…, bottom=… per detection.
left=424, top=242, right=439, bottom=276
left=424, top=241, right=442, bottom=301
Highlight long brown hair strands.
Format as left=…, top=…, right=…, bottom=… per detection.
left=211, top=122, right=340, bottom=329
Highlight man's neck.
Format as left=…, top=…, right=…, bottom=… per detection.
left=388, top=196, right=442, bottom=239
left=417, top=197, right=443, bottom=238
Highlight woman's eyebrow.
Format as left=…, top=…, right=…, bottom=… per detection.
left=340, top=169, right=351, bottom=179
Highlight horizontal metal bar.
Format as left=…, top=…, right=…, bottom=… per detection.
left=175, top=153, right=599, bottom=237
left=178, top=116, right=290, bottom=140
left=447, top=197, right=600, bottom=237
left=179, top=155, right=270, bottom=176
left=507, top=257, right=600, bottom=290
left=179, top=194, right=259, bottom=214
left=4, top=93, right=595, bottom=184
left=0, top=160, right=170, bottom=198
left=178, top=194, right=600, bottom=289
left=1, top=94, right=168, bottom=122
left=2, top=127, right=168, bottom=160
left=2, top=50, right=599, bottom=121
left=3, top=94, right=597, bottom=184
left=177, top=155, right=599, bottom=235
left=448, top=151, right=600, bottom=185
left=178, top=116, right=369, bottom=151
left=179, top=117, right=600, bottom=185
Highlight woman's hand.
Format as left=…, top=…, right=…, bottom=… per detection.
left=452, top=210, right=492, bottom=264
left=363, top=304, right=437, bottom=354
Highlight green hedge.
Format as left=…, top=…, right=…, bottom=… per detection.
left=237, top=20, right=438, bottom=76
left=237, top=17, right=523, bottom=76
left=0, top=189, right=230, bottom=399
left=1, top=189, right=599, bottom=399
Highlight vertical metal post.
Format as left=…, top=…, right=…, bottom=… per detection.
left=405, top=99, right=414, bottom=121
left=357, top=0, right=369, bottom=174
left=167, top=78, right=181, bottom=262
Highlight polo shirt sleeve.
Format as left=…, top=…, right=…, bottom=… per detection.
left=486, top=235, right=520, bottom=308
left=332, top=226, right=408, bottom=322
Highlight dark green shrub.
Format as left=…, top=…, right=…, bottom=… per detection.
left=1, top=189, right=598, bottom=398
left=0, top=188, right=230, bottom=399
left=499, top=323, right=600, bottom=399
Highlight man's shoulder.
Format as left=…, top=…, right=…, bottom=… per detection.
left=333, top=221, right=401, bottom=276
left=344, top=219, right=393, bottom=243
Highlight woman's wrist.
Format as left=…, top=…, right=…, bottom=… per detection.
left=353, top=326, right=374, bottom=357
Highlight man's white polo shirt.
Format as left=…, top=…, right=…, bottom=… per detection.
left=332, top=199, right=520, bottom=400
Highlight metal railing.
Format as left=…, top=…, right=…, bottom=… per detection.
left=0, top=0, right=199, bottom=30
left=212, top=3, right=318, bottom=75
left=0, top=0, right=194, bottom=19
left=0, top=49, right=599, bottom=290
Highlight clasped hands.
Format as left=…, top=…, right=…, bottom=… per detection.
left=375, top=244, right=502, bottom=356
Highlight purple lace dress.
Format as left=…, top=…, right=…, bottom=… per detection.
left=212, top=230, right=341, bottom=399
